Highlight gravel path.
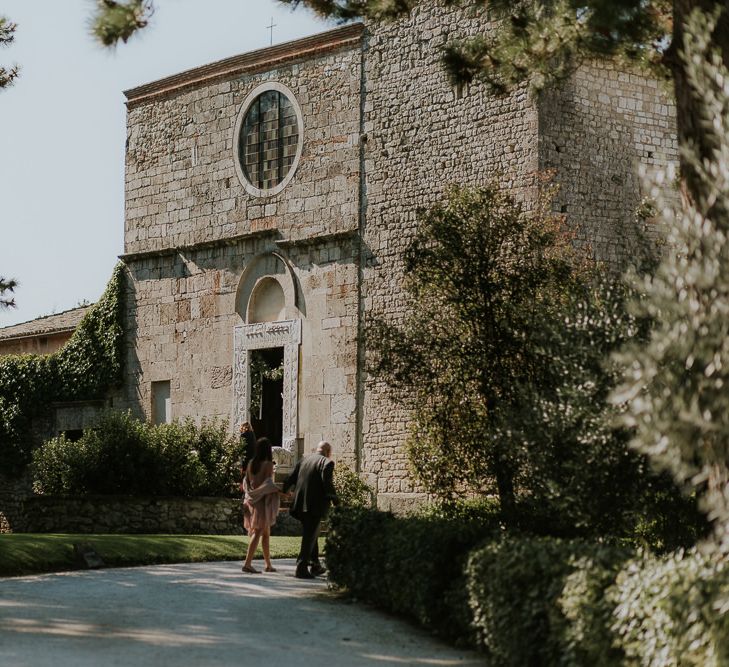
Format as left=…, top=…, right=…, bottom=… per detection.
left=0, top=558, right=485, bottom=666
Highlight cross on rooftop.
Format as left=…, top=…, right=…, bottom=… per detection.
left=267, top=18, right=277, bottom=45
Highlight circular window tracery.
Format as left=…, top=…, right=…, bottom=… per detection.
left=233, top=83, right=303, bottom=197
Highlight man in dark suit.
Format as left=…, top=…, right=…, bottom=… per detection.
left=283, top=441, right=338, bottom=579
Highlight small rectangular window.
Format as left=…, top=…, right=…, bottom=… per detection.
left=453, top=81, right=469, bottom=100
left=152, top=381, right=171, bottom=425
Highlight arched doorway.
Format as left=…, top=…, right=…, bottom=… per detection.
left=233, top=253, right=302, bottom=465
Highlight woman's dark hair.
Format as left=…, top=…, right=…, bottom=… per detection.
left=250, top=437, right=273, bottom=475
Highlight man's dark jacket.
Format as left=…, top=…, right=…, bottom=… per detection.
left=284, top=453, right=337, bottom=520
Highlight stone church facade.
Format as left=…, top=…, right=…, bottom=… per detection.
left=116, top=4, right=677, bottom=511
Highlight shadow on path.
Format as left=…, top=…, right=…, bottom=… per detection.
left=0, top=559, right=485, bottom=666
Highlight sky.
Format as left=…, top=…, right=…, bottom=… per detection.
left=0, top=0, right=331, bottom=328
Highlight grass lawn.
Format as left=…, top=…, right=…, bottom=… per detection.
left=0, top=534, right=322, bottom=578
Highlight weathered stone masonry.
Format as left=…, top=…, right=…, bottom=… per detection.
left=539, top=61, right=678, bottom=264
left=120, top=26, right=364, bottom=476
left=118, top=3, right=677, bottom=512
left=13, top=495, right=299, bottom=536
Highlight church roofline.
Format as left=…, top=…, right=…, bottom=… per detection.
left=124, top=22, right=364, bottom=108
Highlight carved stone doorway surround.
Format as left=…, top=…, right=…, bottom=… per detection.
left=233, top=319, right=301, bottom=464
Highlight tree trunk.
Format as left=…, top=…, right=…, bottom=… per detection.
left=494, top=455, right=517, bottom=526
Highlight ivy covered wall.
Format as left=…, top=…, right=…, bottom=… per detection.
left=0, top=264, right=126, bottom=473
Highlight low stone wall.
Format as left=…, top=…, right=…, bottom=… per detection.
left=12, top=495, right=301, bottom=536
left=0, top=473, right=34, bottom=534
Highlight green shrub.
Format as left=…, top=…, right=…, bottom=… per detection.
left=326, top=507, right=499, bottom=645
left=30, top=434, right=82, bottom=495
left=155, top=418, right=239, bottom=496
left=628, top=473, right=710, bottom=554
left=327, top=512, right=727, bottom=663
left=152, top=420, right=207, bottom=496
left=32, top=411, right=238, bottom=497
left=332, top=462, right=374, bottom=508
left=466, top=536, right=630, bottom=666
left=609, top=549, right=729, bottom=666
left=417, top=496, right=502, bottom=523
left=193, top=419, right=239, bottom=493
left=81, top=411, right=158, bottom=494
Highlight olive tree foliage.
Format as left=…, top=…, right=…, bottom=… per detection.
left=613, top=8, right=729, bottom=551
left=368, top=181, right=648, bottom=533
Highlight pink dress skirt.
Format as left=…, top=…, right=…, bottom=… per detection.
left=243, top=477, right=280, bottom=533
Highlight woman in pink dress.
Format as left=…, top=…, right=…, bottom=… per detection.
left=242, top=437, right=281, bottom=573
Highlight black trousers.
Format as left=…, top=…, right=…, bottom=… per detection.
left=296, top=512, right=322, bottom=570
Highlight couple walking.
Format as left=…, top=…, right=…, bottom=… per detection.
left=240, top=425, right=337, bottom=579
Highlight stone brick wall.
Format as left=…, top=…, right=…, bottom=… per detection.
left=121, top=243, right=254, bottom=422
left=358, top=6, right=678, bottom=510
left=124, top=27, right=363, bottom=255
left=120, top=27, right=364, bottom=466
left=0, top=474, right=32, bottom=534
left=539, top=60, right=678, bottom=267
left=360, top=4, right=540, bottom=509
left=12, top=495, right=300, bottom=536
left=283, top=237, right=360, bottom=460
left=117, top=7, right=679, bottom=513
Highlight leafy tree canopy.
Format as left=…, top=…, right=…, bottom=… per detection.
left=366, top=178, right=691, bottom=538
left=282, top=0, right=727, bottom=202
left=284, top=0, right=673, bottom=87
left=85, top=0, right=676, bottom=80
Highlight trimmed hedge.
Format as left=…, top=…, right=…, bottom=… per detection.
left=327, top=508, right=729, bottom=665
left=609, top=549, right=729, bottom=666
left=467, top=537, right=629, bottom=666
left=326, top=506, right=501, bottom=645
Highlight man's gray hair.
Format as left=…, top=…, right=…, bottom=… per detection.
left=316, top=441, right=332, bottom=456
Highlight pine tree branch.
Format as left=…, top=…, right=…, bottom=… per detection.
left=0, top=276, right=18, bottom=309
left=443, top=0, right=670, bottom=92
left=0, top=16, right=19, bottom=90
left=0, top=16, right=16, bottom=47
left=90, top=0, right=154, bottom=47
left=277, top=0, right=417, bottom=22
